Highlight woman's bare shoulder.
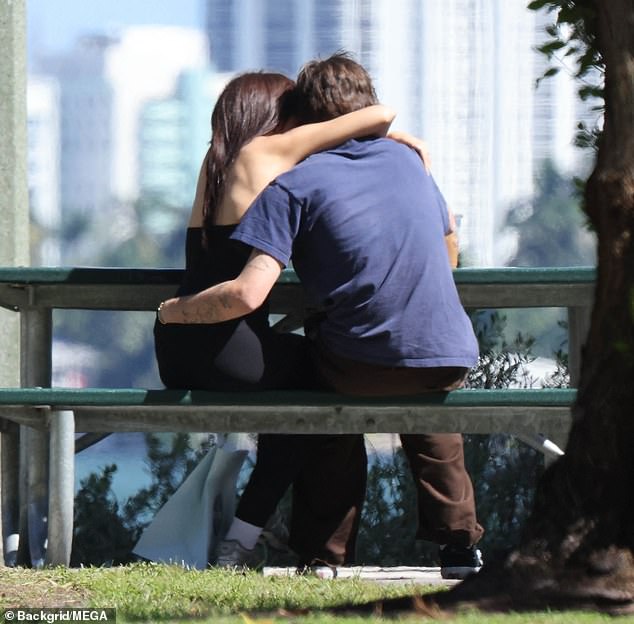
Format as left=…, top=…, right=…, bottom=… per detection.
left=239, top=134, right=287, bottom=160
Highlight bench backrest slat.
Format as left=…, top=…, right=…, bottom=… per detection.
left=0, top=387, right=576, bottom=408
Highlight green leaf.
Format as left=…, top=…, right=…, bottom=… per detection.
left=537, top=40, right=566, bottom=56
left=557, top=5, right=580, bottom=26
left=527, top=0, right=552, bottom=10
left=578, top=85, right=604, bottom=101
left=576, top=47, right=603, bottom=78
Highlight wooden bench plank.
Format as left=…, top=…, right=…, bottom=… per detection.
left=0, top=404, right=574, bottom=435
left=0, top=267, right=595, bottom=310
left=70, top=405, right=573, bottom=436
left=0, top=388, right=575, bottom=435
left=0, top=387, right=576, bottom=407
left=0, top=266, right=597, bottom=285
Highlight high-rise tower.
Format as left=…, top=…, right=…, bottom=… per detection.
left=199, top=0, right=589, bottom=266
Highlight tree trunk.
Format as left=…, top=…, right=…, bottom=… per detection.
left=332, top=0, right=634, bottom=615
left=433, top=0, right=634, bottom=612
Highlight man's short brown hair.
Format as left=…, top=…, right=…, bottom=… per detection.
left=295, top=51, right=378, bottom=122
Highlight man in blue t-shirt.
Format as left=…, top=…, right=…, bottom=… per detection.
left=159, top=53, right=483, bottom=578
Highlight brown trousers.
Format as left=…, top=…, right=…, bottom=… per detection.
left=286, top=342, right=484, bottom=563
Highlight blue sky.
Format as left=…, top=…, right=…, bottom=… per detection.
left=28, top=0, right=202, bottom=58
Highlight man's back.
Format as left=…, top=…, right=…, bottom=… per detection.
left=234, top=137, right=478, bottom=368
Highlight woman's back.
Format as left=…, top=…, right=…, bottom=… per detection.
left=190, top=104, right=396, bottom=227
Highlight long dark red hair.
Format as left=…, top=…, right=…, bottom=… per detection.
left=203, top=72, right=295, bottom=235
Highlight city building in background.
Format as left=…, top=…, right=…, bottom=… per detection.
left=38, top=35, right=114, bottom=222
left=27, top=75, right=61, bottom=265
left=205, top=0, right=347, bottom=77
left=414, top=1, right=534, bottom=265
left=28, top=23, right=218, bottom=386
left=139, top=68, right=229, bottom=218
left=205, top=0, right=595, bottom=266
left=26, top=1, right=599, bottom=269
left=30, top=26, right=212, bottom=263
left=105, top=27, right=209, bottom=204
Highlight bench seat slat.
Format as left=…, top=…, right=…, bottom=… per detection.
left=0, top=387, right=576, bottom=407
left=71, top=405, right=572, bottom=435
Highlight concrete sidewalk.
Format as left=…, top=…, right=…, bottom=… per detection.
left=263, top=565, right=459, bottom=586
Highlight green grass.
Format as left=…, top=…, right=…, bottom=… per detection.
left=1, top=564, right=633, bottom=623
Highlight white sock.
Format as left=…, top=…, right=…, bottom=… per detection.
left=224, top=517, right=262, bottom=550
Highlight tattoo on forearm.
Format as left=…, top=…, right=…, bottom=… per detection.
left=219, top=292, right=233, bottom=310
left=178, top=284, right=235, bottom=323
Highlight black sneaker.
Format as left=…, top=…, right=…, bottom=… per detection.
left=214, top=539, right=265, bottom=569
left=439, top=544, right=483, bottom=579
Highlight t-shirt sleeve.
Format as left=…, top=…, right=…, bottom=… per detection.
left=230, top=182, right=302, bottom=267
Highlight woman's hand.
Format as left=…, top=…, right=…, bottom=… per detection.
left=387, top=131, right=431, bottom=173
left=157, top=298, right=177, bottom=324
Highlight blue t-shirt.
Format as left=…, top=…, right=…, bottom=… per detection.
left=232, top=138, right=479, bottom=368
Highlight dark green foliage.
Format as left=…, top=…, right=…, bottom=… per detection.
left=501, top=159, right=594, bottom=358
left=530, top=0, right=603, bottom=150
left=505, top=160, right=595, bottom=268
left=71, top=433, right=210, bottom=566
left=356, top=449, right=437, bottom=566
left=531, top=0, right=601, bottom=80
left=55, top=196, right=186, bottom=389
left=60, top=211, right=91, bottom=247
left=574, top=121, right=602, bottom=151
left=465, top=311, right=545, bottom=557
left=543, top=348, right=570, bottom=388
left=121, top=433, right=209, bottom=525
left=71, top=465, right=137, bottom=566
left=466, top=433, right=543, bottom=558
left=469, top=310, right=537, bottom=388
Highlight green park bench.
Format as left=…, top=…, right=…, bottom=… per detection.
left=0, top=266, right=595, bottom=567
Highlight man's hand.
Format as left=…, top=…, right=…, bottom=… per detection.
left=445, top=208, right=459, bottom=268
left=445, top=231, right=459, bottom=269
left=158, top=249, right=282, bottom=324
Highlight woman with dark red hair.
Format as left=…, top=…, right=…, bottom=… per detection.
left=135, top=71, right=403, bottom=570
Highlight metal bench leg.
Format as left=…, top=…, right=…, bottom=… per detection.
left=25, top=426, right=49, bottom=568
left=19, top=303, right=53, bottom=567
left=542, top=431, right=569, bottom=467
left=1, top=421, right=20, bottom=566
left=17, top=425, right=30, bottom=566
left=515, top=432, right=565, bottom=458
left=514, top=430, right=569, bottom=468
left=45, top=410, right=74, bottom=566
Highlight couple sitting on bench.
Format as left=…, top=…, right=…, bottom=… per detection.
left=134, top=52, right=483, bottom=580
